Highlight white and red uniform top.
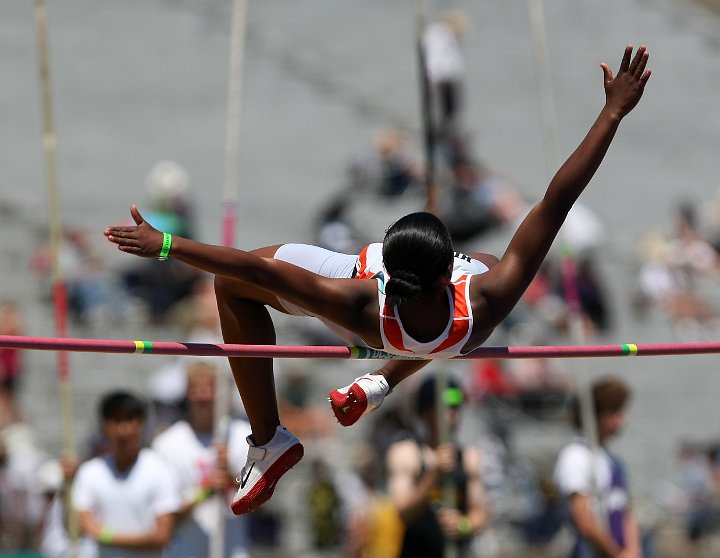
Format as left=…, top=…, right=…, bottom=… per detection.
left=354, top=243, right=489, bottom=358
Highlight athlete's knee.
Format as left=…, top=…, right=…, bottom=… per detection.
left=214, top=275, right=236, bottom=301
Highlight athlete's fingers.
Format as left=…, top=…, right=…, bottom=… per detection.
left=105, top=227, right=141, bottom=239
left=638, top=70, right=651, bottom=94
left=619, top=44, right=633, bottom=73
left=130, top=204, right=144, bottom=226
left=106, top=234, right=141, bottom=248
left=600, top=62, right=613, bottom=84
left=633, top=47, right=649, bottom=79
left=628, top=45, right=645, bottom=75
left=117, top=244, right=143, bottom=255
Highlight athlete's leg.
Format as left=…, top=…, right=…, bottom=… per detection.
left=214, top=245, right=287, bottom=445
left=216, top=245, right=309, bottom=515
left=215, top=243, right=358, bottom=442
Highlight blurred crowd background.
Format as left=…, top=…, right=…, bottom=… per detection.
left=3, top=0, right=720, bottom=556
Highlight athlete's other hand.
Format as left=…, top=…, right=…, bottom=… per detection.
left=104, top=205, right=164, bottom=258
left=601, top=44, right=651, bottom=120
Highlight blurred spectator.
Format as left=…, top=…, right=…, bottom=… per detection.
left=423, top=9, right=469, bottom=138
left=37, top=456, right=96, bottom=558
left=553, top=377, right=643, bottom=558
left=671, top=442, right=720, bottom=544
left=440, top=157, right=524, bottom=242
left=557, top=203, right=606, bottom=258
left=345, top=444, right=404, bottom=558
left=28, top=229, right=124, bottom=325
left=120, top=160, right=204, bottom=323
left=0, top=300, right=23, bottom=424
left=306, top=458, right=343, bottom=551
left=121, top=259, right=204, bottom=324
left=700, top=186, right=720, bottom=254
left=0, top=417, right=50, bottom=552
left=152, top=362, right=252, bottom=558
left=277, top=368, right=334, bottom=440
left=573, top=256, right=611, bottom=334
left=386, top=374, right=488, bottom=558
left=670, top=201, right=717, bottom=277
left=348, top=128, right=424, bottom=198
left=72, top=390, right=180, bottom=557
left=143, top=160, right=194, bottom=239
left=315, top=194, right=365, bottom=255
left=37, top=458, right=70, bottom=558
left=635, top=202, right=719, bottom=336
left=169, top=278, right=224, bottom=340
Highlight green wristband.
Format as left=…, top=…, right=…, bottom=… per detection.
left=158, top=232, right=172, bottom=260
left=193, top=487, right=212, bottom=505
left=457, top=516, right=472, bottom=537
left=99, top=526, right=115, bottom=544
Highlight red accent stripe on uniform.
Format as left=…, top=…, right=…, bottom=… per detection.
left=381, top=303, right=409, bottom=352
left=431, top=275, right=471, bottom=354
left=354, top=245, right=372, bottom=279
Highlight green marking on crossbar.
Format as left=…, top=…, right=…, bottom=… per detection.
left=621, top=343, right=638, bottom=356
left=133, top=340, right=153, bottom=354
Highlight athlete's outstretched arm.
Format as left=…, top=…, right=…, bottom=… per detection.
left=105, top=206, right=376, bottom=334
left=476, top=45, right=651, bottom=326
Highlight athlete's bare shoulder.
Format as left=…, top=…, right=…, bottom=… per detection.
left=464, top=273, right=498, bottom=349
left=466, top=251, right=499, bottom=270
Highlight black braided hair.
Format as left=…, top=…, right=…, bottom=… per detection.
left=382, top=212, right=453, bottom=305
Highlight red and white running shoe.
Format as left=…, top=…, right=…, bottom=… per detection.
left=231, top=426, right=304, bottom=515
left=328, top=373, right=390, bottom=427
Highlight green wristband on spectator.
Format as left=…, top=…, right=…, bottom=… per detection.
left=158, top=232, right=172, bottom=260
left=193, top=487, right=212, bottom=505
left=99, top=526, right=115, bottom=544
left=457, top=516, right=472, bottom=537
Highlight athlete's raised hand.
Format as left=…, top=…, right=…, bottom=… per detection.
left=601, top=44, right=651, bottom=120
left=104, top=205, right=165, bottom=258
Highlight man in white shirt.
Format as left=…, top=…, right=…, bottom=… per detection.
left=72, top=391, right=180, bottom=558
left=152, top=361, right=252, bottom=558
left=554, top=377, right=642, bottom=558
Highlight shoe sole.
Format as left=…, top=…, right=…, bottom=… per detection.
left=329, top=384, right=368, bottom=427
left=231, top=443, right=304, bottom=515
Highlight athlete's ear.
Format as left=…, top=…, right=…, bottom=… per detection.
left=446, top=263, right=453, bottom=278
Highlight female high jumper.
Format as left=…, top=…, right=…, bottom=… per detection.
left=106, top=44, right=651, bottom=515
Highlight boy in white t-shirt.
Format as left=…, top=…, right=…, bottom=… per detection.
left=72, top=391, right=180, bottom=558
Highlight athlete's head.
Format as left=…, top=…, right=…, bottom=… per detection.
left=382, top=212, right=453, bottom=304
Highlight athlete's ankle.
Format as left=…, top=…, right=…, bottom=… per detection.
left=249, top=425, right=280, bottom=447
left=373, top=371, right=395, bottom=392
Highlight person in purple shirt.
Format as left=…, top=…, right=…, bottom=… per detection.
left=554, top=377, right=641, bottom=558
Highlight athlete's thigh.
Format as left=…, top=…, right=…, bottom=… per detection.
left=214, top=245, right=288, bottom=313
left=215, top=244, right=358, bottom=316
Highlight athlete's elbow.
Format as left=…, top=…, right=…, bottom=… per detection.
left=540, top=192, right=574, bottom=221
